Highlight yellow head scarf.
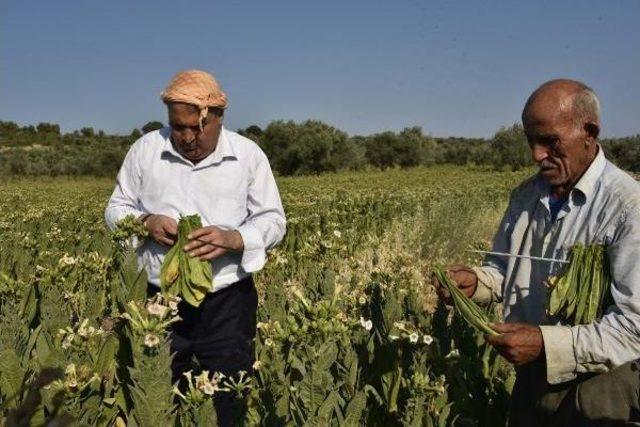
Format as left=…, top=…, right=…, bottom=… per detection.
left=160, top=70, right=228, bottom=130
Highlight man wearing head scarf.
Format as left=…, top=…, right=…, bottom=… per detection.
left=105, top=70, right=286, bottom=425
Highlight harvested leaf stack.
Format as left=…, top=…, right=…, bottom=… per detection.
left=548, top=244, right=611, bottom=325
left=432, top=265, right=498, bottom=336
left=160, top=215, right=213, bottom=307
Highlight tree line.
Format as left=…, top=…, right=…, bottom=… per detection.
left=0, top=120, right=638, bottom=177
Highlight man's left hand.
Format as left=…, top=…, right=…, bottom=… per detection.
left=485, top=322, right=544, bottom=366
left=183, top=226, right=244, bottom=261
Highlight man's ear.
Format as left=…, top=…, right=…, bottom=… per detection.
left=584, top=121, right=599, bottom=144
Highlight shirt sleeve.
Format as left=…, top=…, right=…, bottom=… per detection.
left=236, top=150, right=286, bottom=272
left=542, top=205, right=640, bottom=384
left=471, top=193, right=516, bottom=304
left=104, top=142, right=144, bottom=231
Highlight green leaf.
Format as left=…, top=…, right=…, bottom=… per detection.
left=0, top=349, right=26, bottom=405
left=23, top=324, right=42, bottom=365
left=315, top=341, right=338, bottom=372
left=95, top=333, right=119, bottom=377
left=20, top=283, right=38, bottom=325
left=317, top=390, right=339, bottom=419
left=344, top=390, right=367, bottom=426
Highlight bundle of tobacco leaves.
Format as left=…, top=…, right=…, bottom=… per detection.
left=433, top=265, right=498, bottom=336
left=160, top=214, right=212, bottom=307
left=547, top=244, right=611, bottom=325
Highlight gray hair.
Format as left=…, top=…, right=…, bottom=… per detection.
left=572, top=85, right=600, bottom=126
left=522, top=79, right=600, bottom=127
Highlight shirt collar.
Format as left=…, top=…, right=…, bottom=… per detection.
left=571, top=144, right=606, bottom=201
left=536, top=144, right=606, bottom=217
left=161, top=126, right=237, bottom=168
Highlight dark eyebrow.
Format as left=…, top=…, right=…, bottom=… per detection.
left=526, top=130, right=558, bottom=140
left=169, top=121, right=199, bottom=129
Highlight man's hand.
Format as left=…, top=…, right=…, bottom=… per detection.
left=429, top=264, right=478, bottom=301
left=485, top=322, right=544, bottom=366
left=144, top=214, right=178, bottom=246
left=183, top=226, right=245, bottom=261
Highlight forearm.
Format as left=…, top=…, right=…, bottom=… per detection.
left=540, top=310, right=640, bottom=385
left=236, top=213, right=286, bottom=272
left=471, top=265, right=504, bottom=304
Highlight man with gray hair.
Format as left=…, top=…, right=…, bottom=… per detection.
left=434, top=79, right=640, bottom=424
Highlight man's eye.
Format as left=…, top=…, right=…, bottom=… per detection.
left=172, top=125, right=199, bottom=132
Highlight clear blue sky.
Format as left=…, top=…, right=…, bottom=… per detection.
left=1, top=0, right=638, bottom=138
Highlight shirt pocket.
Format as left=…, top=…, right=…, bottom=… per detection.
left=197, top=185, right=248, bottom=228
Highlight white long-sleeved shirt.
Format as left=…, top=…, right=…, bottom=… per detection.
left=105, top=127, right=286, bottom=292
left=472, top=147, right=640, bottom=384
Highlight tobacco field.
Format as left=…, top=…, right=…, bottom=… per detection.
left=0, top=166, right=531, bottom=426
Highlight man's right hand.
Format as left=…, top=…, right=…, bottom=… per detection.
left=430, top=264, right=478, bottom=301
left=143, top=214, right=178, bottom=246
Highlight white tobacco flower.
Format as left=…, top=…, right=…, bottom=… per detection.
left=423, top=334, right=434, bottom=345
left=77, top=319, right=90, bottom=338
left=173, top=386, right=187, bottom=401
left=143, top=333, right=160, bottom=348
left=409, top=333, right=419, bottom=343
left=358, top=296, right=367, bottom=305
left=446, top=349, right=460, bottom=359
left=333, top=230, right=342, bottom=238
left=202, top=382, right=217, bottom=395
left=61, top=335, right=74, bottom=349
left=360, top=317, right=373, bottom=331
left=146, top=303, right=168, bottom=317
left=167, top=297, right=181, bottom=313
left=252, top=360, right=263, bottom=371
left=264, top=338, right=274, bottom=347
left=364, top=320, right=373, bottom=331
left=195, top=371, right=210, bottom=389
left=59, top=254, right=76, bottom=266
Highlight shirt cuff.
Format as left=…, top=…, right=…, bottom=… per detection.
left=236, top=223, right=266, bottom=273
left=539, top=325, right=578, bottom=384
left=471, top=267, right=497, bottom=304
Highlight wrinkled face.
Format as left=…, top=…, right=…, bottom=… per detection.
left=522, top=96, right=596, bottom=190
left=167, top=102, right=222, bottom=163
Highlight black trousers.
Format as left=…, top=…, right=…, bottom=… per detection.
left=148, top=276, right=258, bottom=426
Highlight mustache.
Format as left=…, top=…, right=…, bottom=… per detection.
left=539, top=160, right=556, bottom=169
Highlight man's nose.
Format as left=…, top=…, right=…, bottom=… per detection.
left=531, top=143, right=549, bottom=163
left=182, top=128, right=197, bottom=142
